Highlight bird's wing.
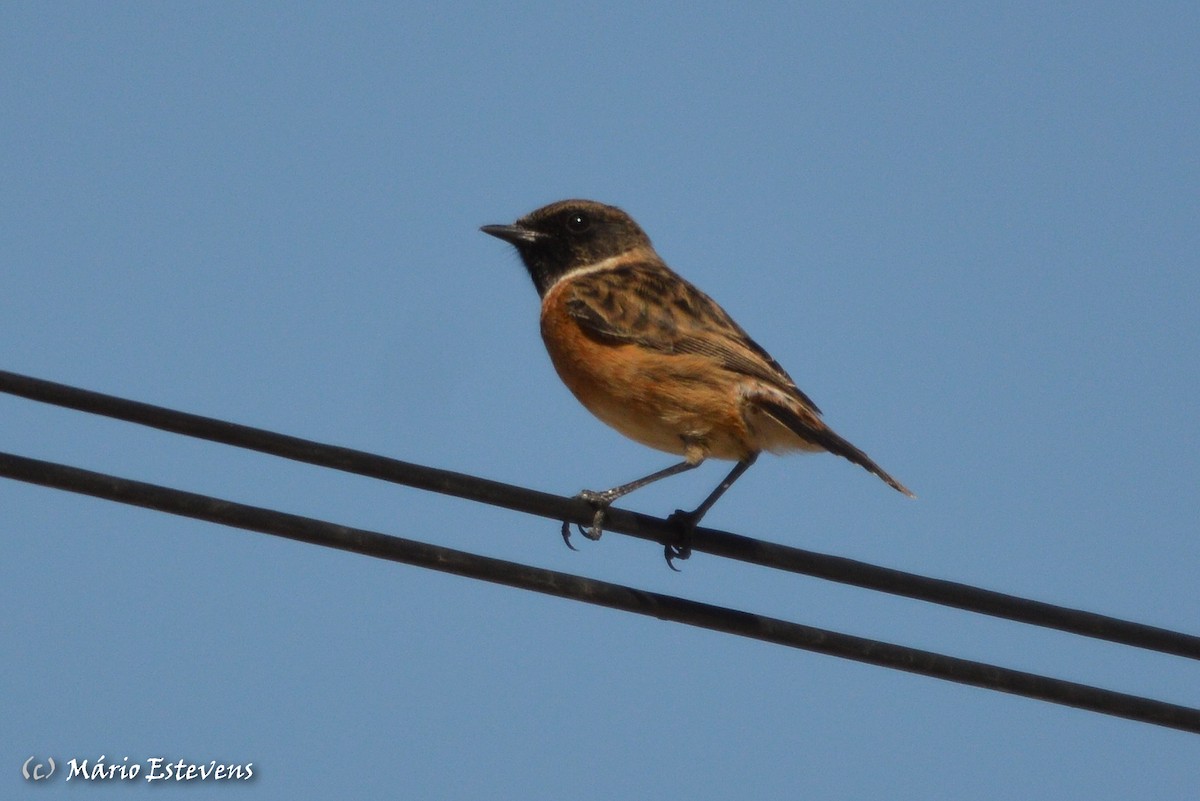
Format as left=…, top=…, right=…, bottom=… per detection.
left=564, top=262, right=822, bottom=414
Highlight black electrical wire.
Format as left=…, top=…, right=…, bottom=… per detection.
left=1, top=450, right=1197, bottom=735
left=2, top=369, right=1197, bottom=661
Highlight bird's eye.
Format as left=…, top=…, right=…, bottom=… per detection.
left=565, top=212, right=591, bottom=234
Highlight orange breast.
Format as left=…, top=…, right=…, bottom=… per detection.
left=539, top=281, right=757, bottom=462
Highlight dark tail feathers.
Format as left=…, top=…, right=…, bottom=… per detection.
left=761, top=399, right=915, bottom=498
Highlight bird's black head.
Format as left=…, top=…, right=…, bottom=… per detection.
left=481, top=199, right=653, bottom=296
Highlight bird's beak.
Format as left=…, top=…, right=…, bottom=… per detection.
left=480, top=223, right=546, bottom=246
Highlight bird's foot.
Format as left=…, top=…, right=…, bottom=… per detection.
left=558, top=520, right=581, bottom=550
left=663, top=508, right=699, bottom=571
left=560, top=489, right=618, bottom=550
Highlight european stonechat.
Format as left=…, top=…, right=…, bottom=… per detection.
left=482, top=199, right=912, bottom=563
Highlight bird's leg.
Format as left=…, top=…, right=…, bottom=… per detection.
left=564, top=460, right=702, bottom=546
left=664, top=453, right=759, bottom=568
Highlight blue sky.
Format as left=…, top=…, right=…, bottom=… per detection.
left=3, top=3, right=1198, bottom=798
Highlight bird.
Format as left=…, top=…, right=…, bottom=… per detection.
left=481, top=199, right=912, bottom=565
